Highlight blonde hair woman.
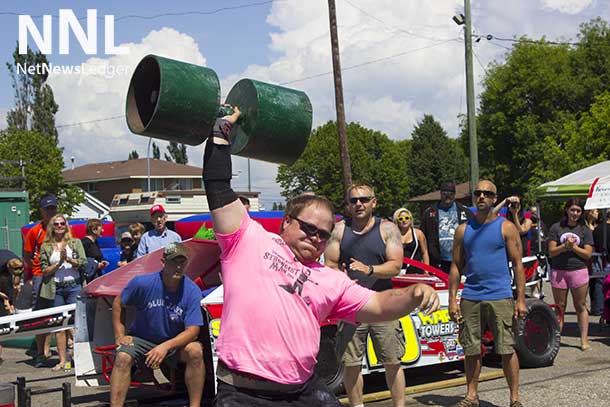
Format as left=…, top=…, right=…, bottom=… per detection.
left=39, top=215, right=86, bottom=371
left=393, top=208, right=429, bottom=274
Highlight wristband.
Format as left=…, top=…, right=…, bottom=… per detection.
left=368, top=264, right=374, bottom=276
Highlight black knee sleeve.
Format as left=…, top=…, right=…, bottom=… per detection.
left=203, top=141, right=237, bottom=210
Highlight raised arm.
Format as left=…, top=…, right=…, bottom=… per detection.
left=493, top=197, right=509, bottom=216
left=203, top=106, right=245, bottom=234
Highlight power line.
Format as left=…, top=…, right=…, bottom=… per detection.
left=472, top=50, right=489, bottom=76
left=474, top=33, right=579, bottom=46
left=0, top=1, right=283, bottom=21
left=280, top=38, right=457, bottom=86
left=342, top=0, right=458, bottom=43
left=56, top=115, right=125, bottom=128
left=55, top=39, right=457, bottom=128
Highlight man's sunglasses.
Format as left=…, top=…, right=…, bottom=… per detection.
left=396, top=215, right=412, bottom=222
left=290, top=216, right=332, bottom=242
left=472, top=190, right=496, bottom=198
left=348, top=196, right=374, bottom=204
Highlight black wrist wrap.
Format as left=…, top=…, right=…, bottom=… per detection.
left=203, top=141, right=237, bottom=210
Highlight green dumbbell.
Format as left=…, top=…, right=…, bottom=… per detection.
left=126, top=55, right=313, bottom=165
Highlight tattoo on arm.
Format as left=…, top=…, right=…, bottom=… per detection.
left=382, top=221, right=402, bottom=247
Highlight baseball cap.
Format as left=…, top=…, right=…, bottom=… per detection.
left=120, top=231, right=134, bottom=241
left=40, top=195, right=58, bottom=209
left=150, top=204, right=166, bottom=216
left=163, top=242, right=189, bottom=260
left=440, top=181, right=456, bottom=192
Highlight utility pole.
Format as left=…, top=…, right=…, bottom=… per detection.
left=328, top=0, right=352, bottom=199
left=463, top=0, right=479, bottom=191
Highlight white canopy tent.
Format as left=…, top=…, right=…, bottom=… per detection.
left=537, top=160, right=610, bottom=199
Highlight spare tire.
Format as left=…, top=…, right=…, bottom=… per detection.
left=515, top=299, right=560, bottom=368
left=315, top=324, right=345, bottom=395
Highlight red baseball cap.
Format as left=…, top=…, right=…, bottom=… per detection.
left=150, top=204, right=166, bottom=216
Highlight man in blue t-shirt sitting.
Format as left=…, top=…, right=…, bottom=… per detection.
left=110, top=242, right=204, bottom=407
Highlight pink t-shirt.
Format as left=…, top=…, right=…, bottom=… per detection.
left=215, top=214, right=374, bottom=384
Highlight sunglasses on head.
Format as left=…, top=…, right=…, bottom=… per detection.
left=11, top=267, right=24, bottom=275
left=53, top=221, right=66, bottom=226
left=348, top=196, right=374, bottom=204
left=290, top=216, right=332, bottom=242
left=396, top=215, right=412, bottom=222
left=472, top=190, right=496, bottom=198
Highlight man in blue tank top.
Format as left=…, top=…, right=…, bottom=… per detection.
left=325, top=182, right=406, bottom=407
left=448, top=180, right=527, bottom=407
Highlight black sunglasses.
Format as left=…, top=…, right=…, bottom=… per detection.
left=290, top=216, right=332, bottom=242
left=472, top=189, right=496, bottom=198
left=348, top=196, right=374, bottom=204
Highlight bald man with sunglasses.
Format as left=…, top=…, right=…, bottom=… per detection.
left=324, top=182, right=406, bottom=407
left=448, top=180, right=527, bottom=407
left=202, top=121, right=440, bottom=406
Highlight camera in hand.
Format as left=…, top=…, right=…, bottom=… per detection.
left=506, top=200, right=519, bottom=209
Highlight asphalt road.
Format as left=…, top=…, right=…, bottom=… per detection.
left=1, top=283, right=609, bottom=406
left=365, top=283, right=610, bottom=407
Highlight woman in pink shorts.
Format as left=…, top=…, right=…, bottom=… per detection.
left=548, top=198, right=594, bottom=351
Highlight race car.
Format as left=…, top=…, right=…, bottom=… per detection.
left=71, top=222, right=561, bottom=400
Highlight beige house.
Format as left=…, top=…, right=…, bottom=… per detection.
left=62, top=158, right=204, bottom=206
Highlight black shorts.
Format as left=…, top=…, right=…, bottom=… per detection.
left=214, top=375, right=340, bottom=407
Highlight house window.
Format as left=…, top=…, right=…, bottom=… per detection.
left=87, top=182, right=97, bottom=193
left=141, top=179, right=165, bottom=192
left=179, top=179, right=193, bottom=190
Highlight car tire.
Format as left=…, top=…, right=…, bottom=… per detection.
left=315, top=325, right=345, bottom=395
left=514, top=299, right=561, bottom=368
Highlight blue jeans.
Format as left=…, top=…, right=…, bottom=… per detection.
left=589, top=259, right=605, bottom=315
left=53, top=284, right=81, bottom=307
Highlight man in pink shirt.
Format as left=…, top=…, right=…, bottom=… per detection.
left=203, top=105, right=440, bottom=406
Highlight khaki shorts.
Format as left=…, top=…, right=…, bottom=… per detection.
left=459, top=298, right=515, bottom=356
left=116, top=336, right=179, bottom=368
left=342, top=320, right=405, bottom=367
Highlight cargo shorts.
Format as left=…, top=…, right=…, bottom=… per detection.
left=116, top=336, right=179, bottom=368
left=459, top=298, right=515, bottom=356
left=342, top=320, right=405, bottom=366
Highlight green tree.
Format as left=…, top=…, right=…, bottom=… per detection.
left=407, top=115, right=468, bottom=198
left=0, top=129, right=83, bottom=220
left=3, top=44, right=82, bottom=217
left=164, top=141, right=188, bottom=164
left=277, top=121, right=409, bottom=217
left=475, top=19, right=610, bottom=202
left=128, top=150, right=139, bottom=160
left=152, top=142, right=160, bottom=159
left=6, top=44, right=59, bottom=141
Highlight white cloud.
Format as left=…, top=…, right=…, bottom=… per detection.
left=349, top=96, right=422, bottom=139
left=50, top=27, right=206, bottom=169
left=540, top=0, right=593, bottom=14
left=46, top=0, right=610, bottom=206
left=0, top=108, right=7, bottom=130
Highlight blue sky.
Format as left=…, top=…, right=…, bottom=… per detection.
left=1, top=0, right=609, bottom=207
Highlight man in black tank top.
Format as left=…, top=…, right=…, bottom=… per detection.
left=325, top=182, right=405, bottom=407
